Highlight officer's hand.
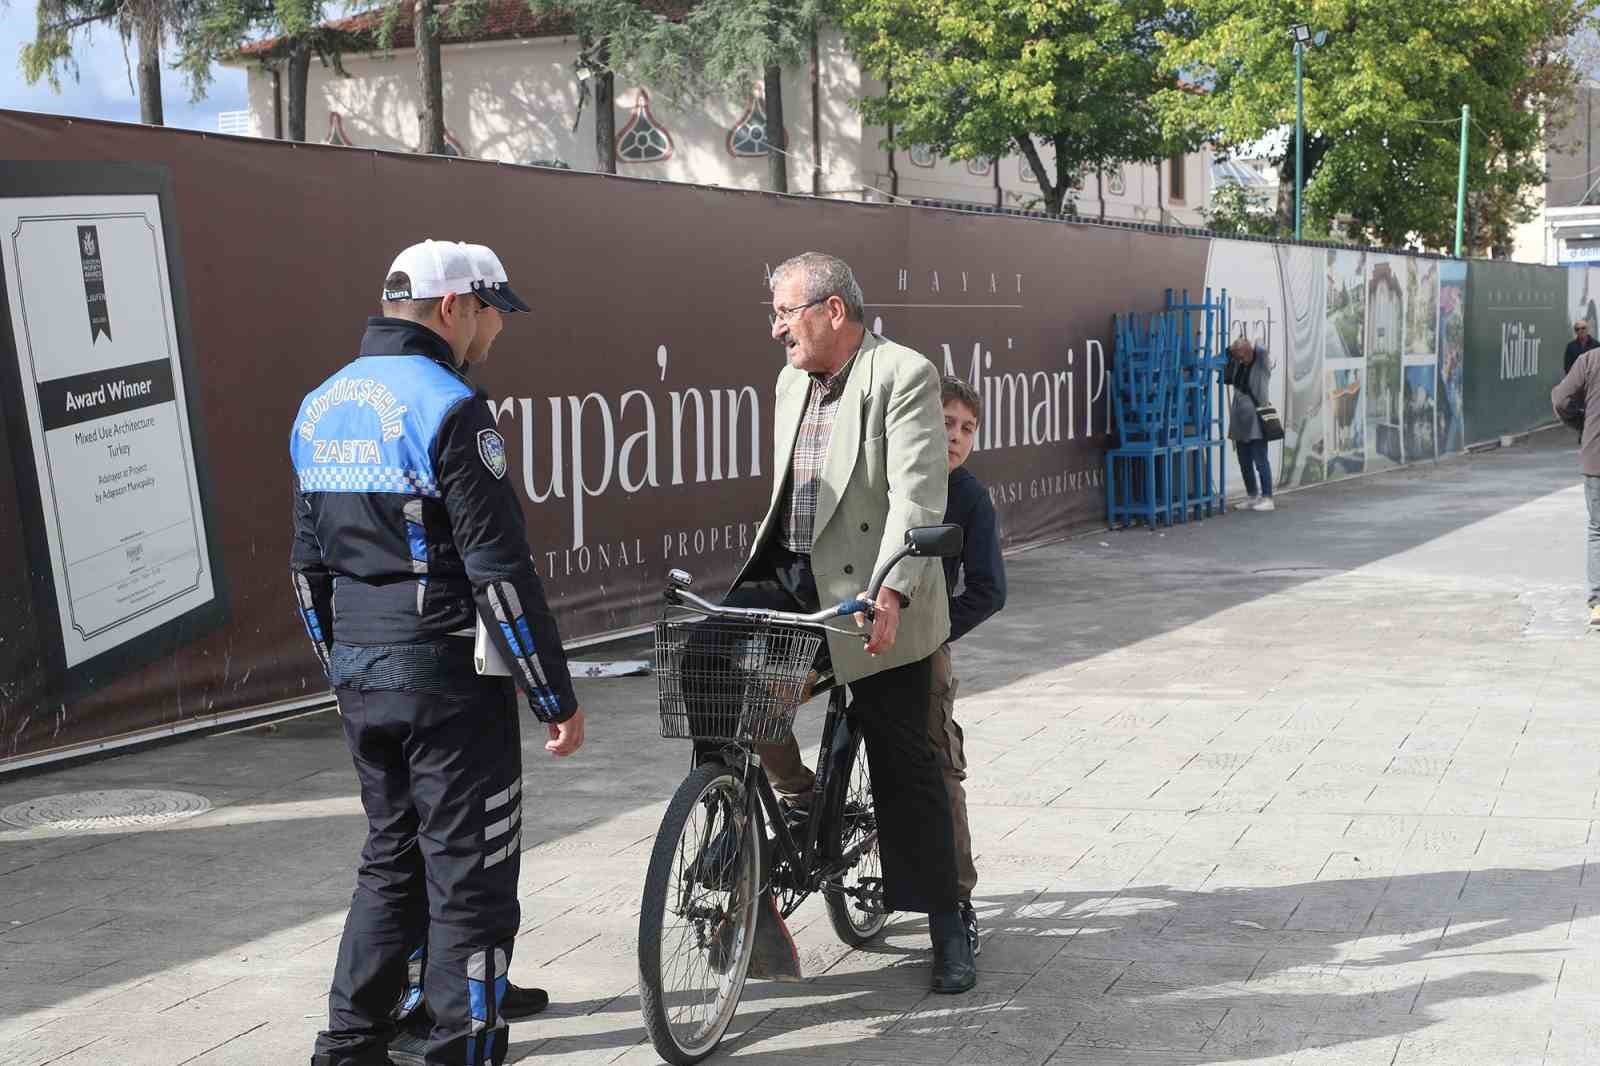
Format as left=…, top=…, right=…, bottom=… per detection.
left=546, top=708, right=585, bottom=757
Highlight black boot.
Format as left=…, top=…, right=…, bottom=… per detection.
left=501, top=982, right=550, bottom=1020
left=929, top=909, right=977, bottom=994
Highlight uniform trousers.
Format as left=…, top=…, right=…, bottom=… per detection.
left=313, top=670, right=522, bottom=1066
left=721, top=547, right=960, bottom=915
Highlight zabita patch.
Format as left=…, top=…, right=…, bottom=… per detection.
left=477, top=428, right=507, bottom=479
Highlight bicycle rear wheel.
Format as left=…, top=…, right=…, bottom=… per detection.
left=638, top=761, right=761, bottom=1066
left=823, top=730, right=888, bottom=946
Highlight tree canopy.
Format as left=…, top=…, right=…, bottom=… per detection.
left=1154, top=0, right=1597, bottom=252
left=835, top=0, right=1195, bottom=216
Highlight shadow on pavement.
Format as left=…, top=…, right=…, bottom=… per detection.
left=515, top=861, right=1576, bottom=1063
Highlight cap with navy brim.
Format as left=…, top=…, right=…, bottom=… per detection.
left=459, top=242, right=531, bottom=313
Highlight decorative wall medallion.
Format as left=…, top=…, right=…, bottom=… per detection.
left=617, top=90, right=673, bottom=163
left=728, top=85, right=773, bottom=157
left=325, top=112, right=354, bottom=147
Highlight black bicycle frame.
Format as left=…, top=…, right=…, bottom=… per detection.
left=712, top=685, right=871, bottom=915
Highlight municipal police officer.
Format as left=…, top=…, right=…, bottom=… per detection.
left=292, top=239, right=585, bottom=1066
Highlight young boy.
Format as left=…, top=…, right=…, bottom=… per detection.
left=936, top=376, right=1007, bottom=951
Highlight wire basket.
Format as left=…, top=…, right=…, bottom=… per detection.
left=654, top=617, right=824, bottom=743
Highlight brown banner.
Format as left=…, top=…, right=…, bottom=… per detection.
left=0, top=111, right=1207, bottom=764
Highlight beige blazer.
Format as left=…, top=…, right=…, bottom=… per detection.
left=734, top=332, right=950, bottom=683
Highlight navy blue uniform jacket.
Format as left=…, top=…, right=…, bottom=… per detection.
left=288, top=318, right=577, bottom=721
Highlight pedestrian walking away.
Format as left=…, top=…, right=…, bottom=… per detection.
left=1225, top=336, right=1276, bottom=512
left=932, top=375, right=1007, bottom=953
left=290, top=238, right=587, bottom=1066
left=1552, top=347, right=1600, bottom=628
left=732, top=251, right=978, bottom=994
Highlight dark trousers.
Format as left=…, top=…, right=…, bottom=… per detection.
left=1236, top=438, right=1273, bottom=497
left=313, top=675, right=522, bottom=1066
left=718, top=547, right=960, bottom=915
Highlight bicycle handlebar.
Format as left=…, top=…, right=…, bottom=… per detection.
left=664, top=541, right=917, bottom=628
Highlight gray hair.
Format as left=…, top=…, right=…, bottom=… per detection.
left=772, top=252, right=865, bottom=323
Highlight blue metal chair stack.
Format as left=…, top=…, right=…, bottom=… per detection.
left=1105, top=310, right=1180, bottom=529
left=1166, top=288, right=1230, bottom=523
left=1105, top=288, right=1230, bottom=529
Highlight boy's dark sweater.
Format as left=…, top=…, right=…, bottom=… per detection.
left=943, top=465, right=1007, bottom=643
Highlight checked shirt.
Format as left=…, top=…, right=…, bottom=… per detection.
left=778, top=352, right=858, bottom=555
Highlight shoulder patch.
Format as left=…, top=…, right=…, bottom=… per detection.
left=477, top=428, right=507, bottom=479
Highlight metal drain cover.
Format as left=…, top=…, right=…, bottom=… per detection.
left=0, top=789, right=212, bottom=833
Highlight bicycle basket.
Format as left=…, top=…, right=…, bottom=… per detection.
left=654, top=617, right=824, bottom=743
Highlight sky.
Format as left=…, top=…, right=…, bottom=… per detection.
left=0, top=11, right=248, bottom=131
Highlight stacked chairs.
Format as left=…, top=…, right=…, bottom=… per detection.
left=1165, top=288, right=1229, bottom=523
left=1105, top=288, right=1230, bottom=529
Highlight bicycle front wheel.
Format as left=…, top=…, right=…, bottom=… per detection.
left=823, top=730, right=888, bottom=946
left=638, top=761, right=761, bottom=1066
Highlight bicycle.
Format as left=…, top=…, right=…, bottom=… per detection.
left=635, top=524, right=964, bottom=1066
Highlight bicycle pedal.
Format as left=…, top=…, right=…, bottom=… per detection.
left=853, top=876, right=885, bottom=912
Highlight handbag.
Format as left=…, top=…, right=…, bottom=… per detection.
left=1256, top=402, right=1285, bottom=442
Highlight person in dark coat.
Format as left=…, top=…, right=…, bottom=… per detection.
left=1566, top=319, right=1599, bottom=376
left=1225, top=337, right=1275, bottom=512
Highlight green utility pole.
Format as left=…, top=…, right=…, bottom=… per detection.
left=1289, top=26, right=1327, bottom=240
left=1454, top=104, right=1470, bottom=257
left=1294, top=41, right=1304, bottom=241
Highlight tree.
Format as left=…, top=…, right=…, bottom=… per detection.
left=413, top=0, right=445, bottom=154
left=175, top=0, right=331, bottom=141
left=836, top=0, right=1194, bottom=216
left=1200, top=177, right=1280, bottom=237
left=1153, top=0, right=1597, bottom=252
left=533, top=0, right=822, bottom=189
left=662, top=0, right=825, bottom=192
left=527, top=0, right=675, bottom=174
left=22, top=0, right=196, bottom=125
left=369, top=0, right=490, bottom=154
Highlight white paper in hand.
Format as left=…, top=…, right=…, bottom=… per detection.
left=474, top=618, right=512, bottom=676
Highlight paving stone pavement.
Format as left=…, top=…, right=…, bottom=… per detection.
left=4, top=429, right=1600, bottom=1066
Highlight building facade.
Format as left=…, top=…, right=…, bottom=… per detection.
left=1512, top=83, right=1600, bottom=265
left=227, top=3, right=1211, bottom=224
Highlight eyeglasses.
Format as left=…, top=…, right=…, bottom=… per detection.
left=772, top=296, right=829, bottom=323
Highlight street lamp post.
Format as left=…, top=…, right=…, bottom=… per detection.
left=1289, top=24, right=1328, bottom=241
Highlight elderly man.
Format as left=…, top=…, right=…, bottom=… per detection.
left=728, top=251, right=975, bottom=993
left=1567, top=319, right=1599, bottom=376
left=1554, top=344, right=1600, bottom=628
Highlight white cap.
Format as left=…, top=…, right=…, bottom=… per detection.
left=458, top=242, right=530, bottom=312
left=382, top=239, right=477, bottom=302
